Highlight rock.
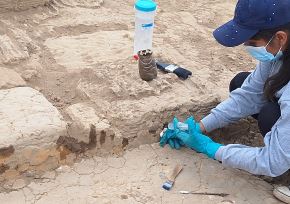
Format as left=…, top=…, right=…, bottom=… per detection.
left=0, top=87, right=66, bottom=151
left=0, top=67, right=26, bottom=89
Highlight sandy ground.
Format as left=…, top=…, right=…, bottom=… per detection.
left=0, top=144, right=281, bottom=204
left=0, top=0, right=260, bottom=149
left=0, top=0, right=284, bottom=203
left=0, top=0, right=256, bottom=112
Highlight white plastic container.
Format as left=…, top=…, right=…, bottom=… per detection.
left=134, top=0, right=157, bottom=56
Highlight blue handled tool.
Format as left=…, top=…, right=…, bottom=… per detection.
left=162, top=164, right=183, bottom=190
left=156, top=61, right=192, bottom=80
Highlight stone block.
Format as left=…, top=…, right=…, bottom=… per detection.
left=0, top=67, right=26, bottom=89
left=0, top=87, right=67, bottom=172
left=66, top=103, right=112, bottom=146
left=0, top=87, right=66, bottom=148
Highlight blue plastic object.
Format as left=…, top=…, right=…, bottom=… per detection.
left=135, top=0, right=157, bottom=12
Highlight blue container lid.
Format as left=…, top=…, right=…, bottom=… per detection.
left=135, top=0, right=157, bottom=12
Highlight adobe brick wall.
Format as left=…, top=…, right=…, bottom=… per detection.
left=0, top=0, right=49, bottom=11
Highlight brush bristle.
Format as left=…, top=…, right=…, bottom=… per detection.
left=162, top=181, right=173, bottom=190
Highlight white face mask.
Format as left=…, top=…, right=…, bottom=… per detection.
left=245, top=36, right=283, bottom=62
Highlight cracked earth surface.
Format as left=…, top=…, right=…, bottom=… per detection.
left=0, top=144, right=280, bottom=204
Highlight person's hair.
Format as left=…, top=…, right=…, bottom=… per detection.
left=251, top=22, right=290, bottom=101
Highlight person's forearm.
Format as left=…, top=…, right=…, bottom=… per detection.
left=199, top=121, right=206, bottom=133
left=216, top=143, right=289, bottom=177
left=200, top=113, right=220, bottom=133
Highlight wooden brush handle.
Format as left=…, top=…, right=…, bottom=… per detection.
left=168, top=164, right=183, bottom=181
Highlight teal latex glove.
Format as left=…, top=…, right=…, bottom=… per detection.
left=160, top=116, right=222, bottom=159
left=179, top=116, right=222, bottom=159
left=160, top=118, right=184, bottom=150
left=167, top=138, right=183, bottom=149
left=160, top=117, right=201, bottom=150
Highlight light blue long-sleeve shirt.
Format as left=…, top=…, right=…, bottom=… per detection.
left=201, top=59, right=290, bottom=177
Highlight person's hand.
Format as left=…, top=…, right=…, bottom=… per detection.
left=160, top=116, right=222, bottom=159
left=167, top=138, right=184, bottom=149
left=159, top=117, right=201, bottom=149
left=159, top=123, right=184, bottom=150
left=175, top=116, right=222, bottom=159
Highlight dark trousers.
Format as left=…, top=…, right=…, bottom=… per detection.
left=229, top=72, right=281, bottom=137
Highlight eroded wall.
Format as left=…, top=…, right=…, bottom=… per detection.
left=0, top=0, right=49, bottom=11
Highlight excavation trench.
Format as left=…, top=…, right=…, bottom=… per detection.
left=1, top=100, right=281, bottom=193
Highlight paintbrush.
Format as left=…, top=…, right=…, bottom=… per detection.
left=162, top=164, right=183, bottom=190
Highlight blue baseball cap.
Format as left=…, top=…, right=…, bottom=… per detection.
left=214, top=0, right=290, bottom=47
